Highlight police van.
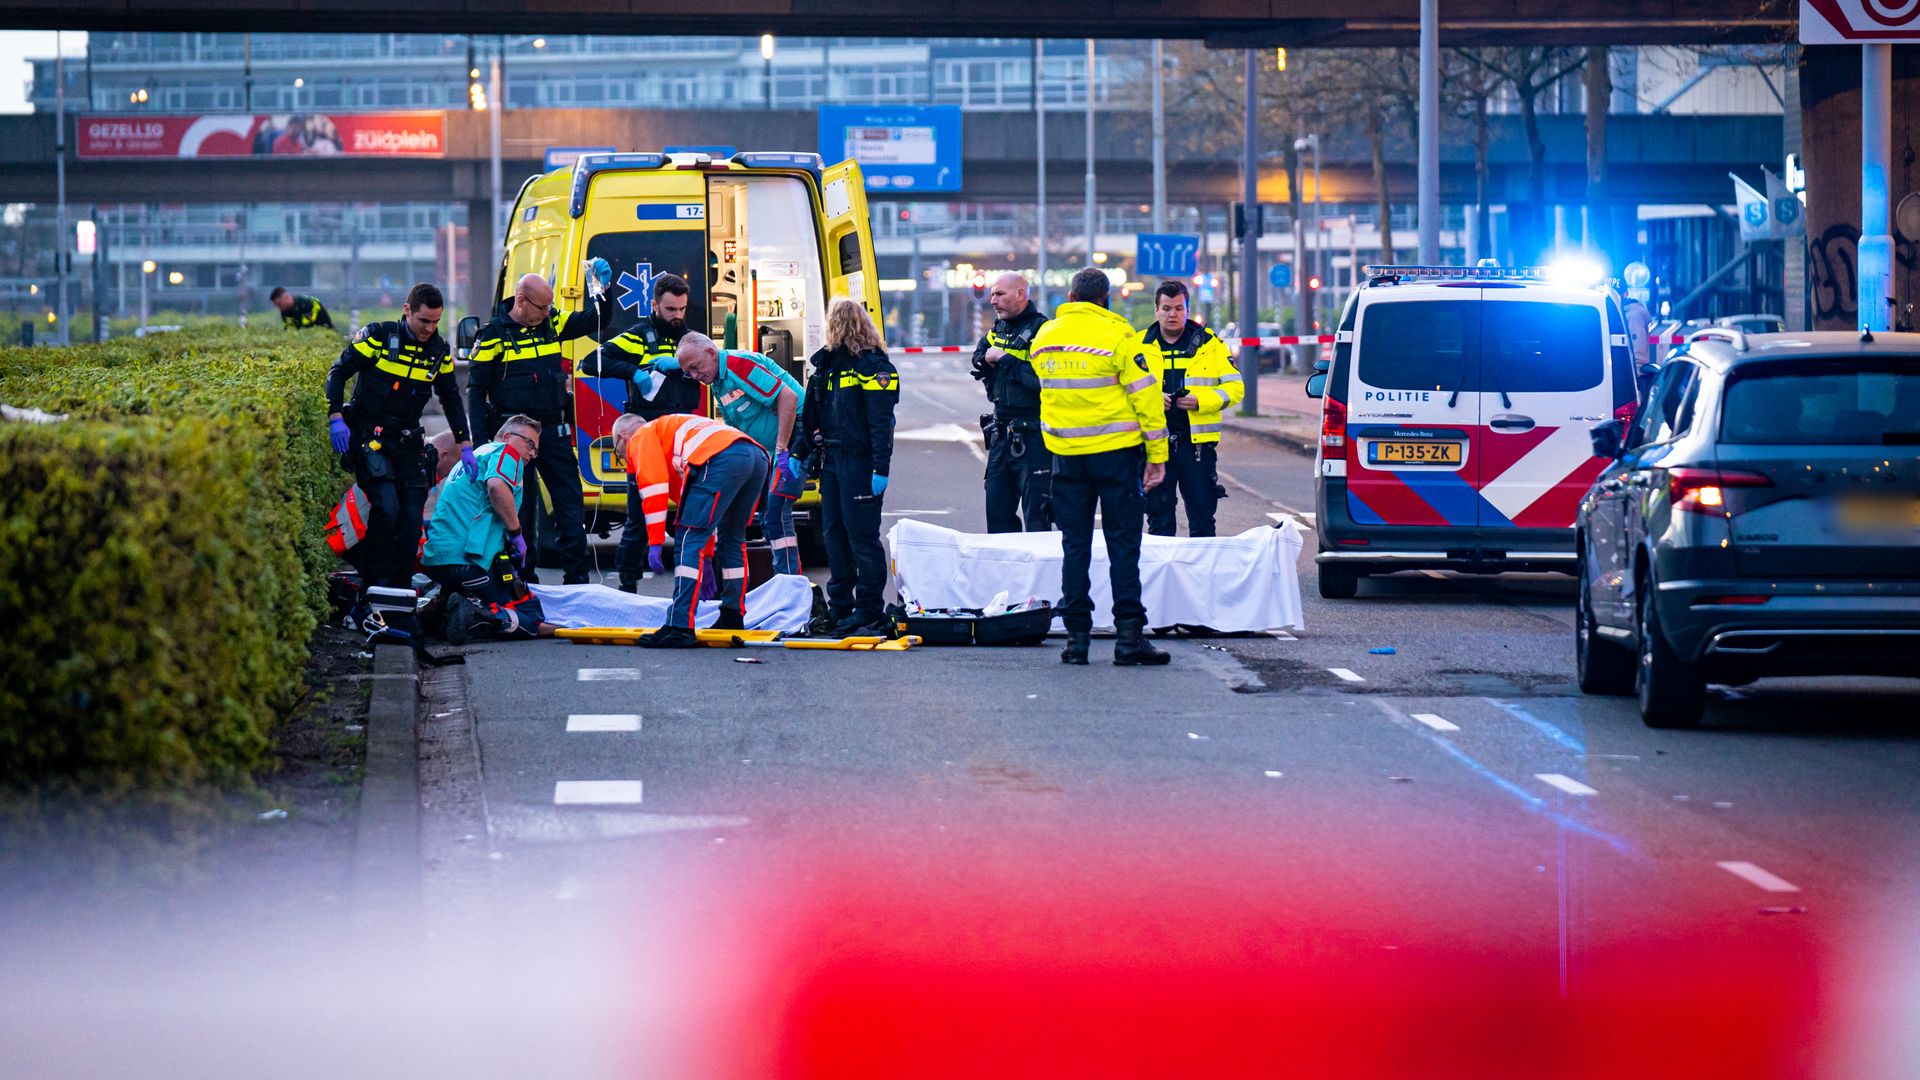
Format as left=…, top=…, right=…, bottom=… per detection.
left=1304, top=265, right=1639, bottom=598
left=459, top=150, right=884, bottom=560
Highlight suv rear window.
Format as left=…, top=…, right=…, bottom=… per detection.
left=1721, top=359, right=1920, bottom=444
left=1354, top=297, right=1602, bottom=394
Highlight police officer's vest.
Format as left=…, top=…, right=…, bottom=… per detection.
left=1138, top=322, right=1241, bottom=445
left=604, top=320, right=705, bottom=419
left=347, top=322, right=451, bottom=432
left=469, top=308, right=575, bottom=417
left=983, top=306, right=1049, bottom=420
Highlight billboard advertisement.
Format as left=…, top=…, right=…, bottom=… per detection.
left=77, top=113, right=448, bottom=159
left=817, top=105, right=962, bottom=192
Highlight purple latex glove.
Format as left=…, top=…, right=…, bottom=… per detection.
left=460, top=443, right=478, bottom=476
left=328, top=415, right=351, bottom=454
left=508, top=532, right=527, bottom=563
left=775, top=449, right=804, bottom=482
left=647, top=544, right=669, bottom=575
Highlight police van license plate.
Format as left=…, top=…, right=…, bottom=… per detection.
left=1369, top=440, right=1461, bottom=465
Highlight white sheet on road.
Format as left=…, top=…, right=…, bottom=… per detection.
left=529, top=574, right=814, bottom=633
left=886, top=519, right=1304, bottom=632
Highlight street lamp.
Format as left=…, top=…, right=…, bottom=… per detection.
left=1293, top=133, right=1322, bottom=335
left=760, top=35, right=775, bottom=110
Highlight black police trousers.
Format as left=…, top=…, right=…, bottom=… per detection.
left=423, top=557, right=546, bottom=639
left=1052, top=445, right=1147, bottom=632
left=353, top=436, right=433, bottom=591
left=819, top=461, right=888, bottom=622
left=510, top=414, right=592, bottom=583
left=984, top=419, right=1053, bottom=533
left=1146, top=436, right=1220, bottom=538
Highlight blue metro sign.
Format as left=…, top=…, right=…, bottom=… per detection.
left=613, top=265, right=652, bottom=312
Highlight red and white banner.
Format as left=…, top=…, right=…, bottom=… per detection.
left=1802, top=0, right=1920, bottom=42
left=77, top=113, right=447, bottom=160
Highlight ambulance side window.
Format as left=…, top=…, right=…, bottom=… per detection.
left=584, top=230, right=712, bottom=338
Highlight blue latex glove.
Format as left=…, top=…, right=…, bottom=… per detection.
left=871, top=473, right=889, bottom=497
left=651, top=356, right=680, bottom=373
left=459, top=443, right=478, bottom=477
left=328, top=415, right=351, bottom=454
left=588, top=257, right=612, bottom=287
left=647, top=544, right=669, bottom=576
left=508, top=532, right=527, bottom=563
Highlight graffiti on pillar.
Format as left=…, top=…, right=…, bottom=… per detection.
left=1810, top=223, right=1859, bottom=326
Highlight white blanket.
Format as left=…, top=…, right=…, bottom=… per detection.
left=886, top=520, right=1305, bottom=632
left=529, top=574, right=815, bottom=633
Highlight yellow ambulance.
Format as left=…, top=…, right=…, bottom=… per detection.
left=461, top=150, right=883, bottom=561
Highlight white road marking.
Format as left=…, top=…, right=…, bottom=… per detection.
left=1328, top=667, right=1364, bottom=682
left=881, top=509, right=953, bottom=517
left=1716, top=861, right=1801, bottom=893
left=895, top=421, right=988, bottom=463
left=1267, top=630, right=1298, bottom=640
left=1411, top=712, right=1460, bottom=732
left=567, top=713, right=641, bottom=732
left=577, top=668, right=642, bottom=681
left=1535, top=773, right=1598, bottom=796
left=553, top=780, right=643, bottom=805
left=1264, top=770, right=1284, bottom=778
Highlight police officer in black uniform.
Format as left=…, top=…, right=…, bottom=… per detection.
left=325, top=282, right=472, bottom=603
left=803, top=298, right=901, bottom=636
left=971, top=272, right=1052, bottom=532
left=579, top=272, right=707, bottom=420
left=466, top=264, right=616, bottom=585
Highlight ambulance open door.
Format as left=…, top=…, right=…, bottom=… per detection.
left=820, top=160, right=885, bottom=344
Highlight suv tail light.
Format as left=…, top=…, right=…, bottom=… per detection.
left=1668, top=467, right=1772, bottom=514
left=1321, top=396, right=1348, bottom=455
left=1613, top=400, right=1637, bottom=428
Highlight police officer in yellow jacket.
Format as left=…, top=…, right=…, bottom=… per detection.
left=578, top=272, right=707, bottom=419
left=324, top=283, right=472, bottom=602
left=970, top=272, right=1052, bottom=532
left=1138, top=279, right=1243, bottom=537
left=466, top=265, right=616, bottom=585
left=1031, top=267, right=1171, bottom=667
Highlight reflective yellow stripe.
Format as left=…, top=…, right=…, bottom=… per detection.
left=373, top=357, right=439, bottom=382
left=1039, top=376, right=1118, bottom=389
left=1122, top=375, right=1156, bottom=394
left=1190, top=422, right=1223, bottom=434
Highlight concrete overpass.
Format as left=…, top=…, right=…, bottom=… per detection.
left=0, top=0, right=1792, bottom=45
left=0, top=107, right=1781, bottom=300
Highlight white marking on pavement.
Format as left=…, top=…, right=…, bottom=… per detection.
left=577, top=668, right=642, bottom=681
left=881, top=509, right=953, bottom=516
left=895, top=421, right=988, bottom=463
left=567, top=714, right=641, bottom=732
left=1328, top=667, right=1364, bottom=682
left=1535, top=773, right=1598, bottom=796
left=1264, top=770, right=1283, bottom=778
left=1411, top=712, right=1460, bottom=732
left=1717, top=861, right=1801, bottom=893
left=1267, top=630, right=1298, bottom=640
left=553, top=780, right=643, bottom=805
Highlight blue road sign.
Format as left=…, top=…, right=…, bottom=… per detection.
left=1269, top=263, right=1293, bottom=289
left=1136, top=233, right=1199, bottom=278
left=544, top=146, right=617, bottom=171
left=613, top=265, right=652, bottom=312
left=818, top=105, right=963, bottom=193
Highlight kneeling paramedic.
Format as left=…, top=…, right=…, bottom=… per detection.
left=612, top=413, right=769, bottom=648
left=466, top=263, right=617, bottom=585
left=972, top=272, right=1052, bottom=533
left=421, top=415, right=555, bottom=641
left=325, top=283, right=474, bottom=610
left=672, top=331, right=806, bottom=577
left=1031, top=267, right=1170, bottom=667
left=1139, top=279, right=1241, bottom=538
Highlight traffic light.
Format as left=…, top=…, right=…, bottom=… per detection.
left=1307, top=275, right=1322, bottom=291
left=467, top=42, right=487, bottom=111
left=971, top=271, right=987, bottom=301
left=1275, top=48, right=1287, bottom=72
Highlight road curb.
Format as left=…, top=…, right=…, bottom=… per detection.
left=350, top=643, right=422, bottom=928
left=1225, top=417, right=1318, bottom=458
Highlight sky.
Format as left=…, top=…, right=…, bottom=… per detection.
left=0, top=30, right=86, bottom=113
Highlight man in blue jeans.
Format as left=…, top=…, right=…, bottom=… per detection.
left=674, top=332, right=806, bottom=575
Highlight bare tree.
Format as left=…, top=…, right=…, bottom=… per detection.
left=1462, top=47, right=1589, bottom=260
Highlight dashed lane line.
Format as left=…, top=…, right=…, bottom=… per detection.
left=1535, top=773, right=1599, bottom=797
left=1410, top=712, right=1460, bottom=732
left=1328, top=667, right=1365, bottom=683
left=577, top=668, right=642, bottom=682
left=553, top=780, right=643, bottom=805
left=567, top=714, right=642, bottom=732
left=1716, top=861, right=1802, bottom=893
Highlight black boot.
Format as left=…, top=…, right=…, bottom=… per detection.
left=1061, top=626, right=1090, bottom=665
left=1113, top=620, right=1170, bottom=667
left=639, top=625, right=702, bottom=649
left=712, top=609, right=745, bottom=631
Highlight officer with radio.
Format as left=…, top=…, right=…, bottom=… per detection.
left=324, top=283, right=473, bottom=605
left=466, top=264, right=617, bottom=585
left=970, top=272, right=1052, bottom=532
left=1138, top=279, right=1241, bottom=538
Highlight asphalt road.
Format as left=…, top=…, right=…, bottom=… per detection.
left=427, top=355, right=1920, bottom=1075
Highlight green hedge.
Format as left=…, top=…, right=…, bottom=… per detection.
left=0, top=328, right=342, bottom=815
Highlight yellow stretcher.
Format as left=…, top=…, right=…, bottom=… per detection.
left=554, top=628, right=921, bottom=651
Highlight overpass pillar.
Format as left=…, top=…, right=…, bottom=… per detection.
left=466, top=198, right=497, bottom=324
left=1801, top=46, right=1920, bottom=331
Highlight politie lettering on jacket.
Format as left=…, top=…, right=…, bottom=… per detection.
left=1361, top=390, right=1433, bottom=402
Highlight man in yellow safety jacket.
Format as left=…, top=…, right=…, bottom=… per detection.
left=1030, top=266, right=1170, bottom=668
left=1137, top=278, right=1243, bottom=537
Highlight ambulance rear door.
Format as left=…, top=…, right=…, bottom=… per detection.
left=820, top=159, right=885, bottom=342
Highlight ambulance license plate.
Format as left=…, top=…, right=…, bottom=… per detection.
left=1369, top=440, right=1461, bottom=465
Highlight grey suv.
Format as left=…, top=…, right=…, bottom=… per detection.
left=1575, top=329, right=1920, bottom=728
